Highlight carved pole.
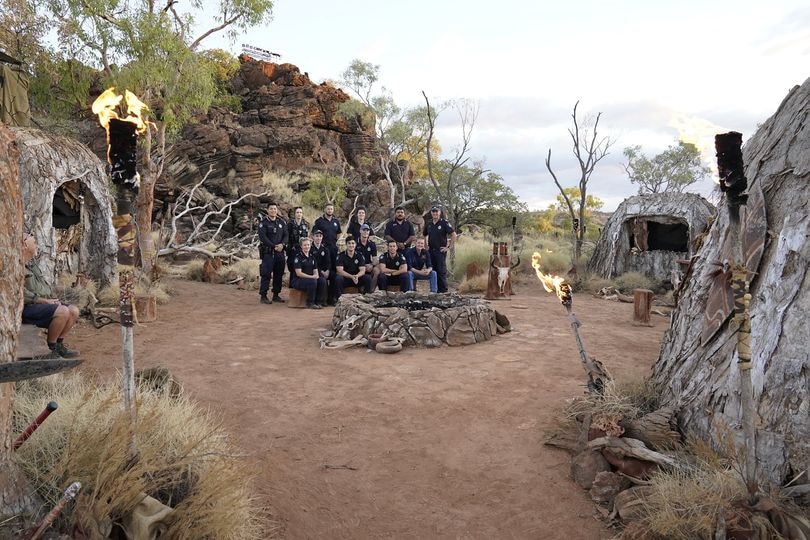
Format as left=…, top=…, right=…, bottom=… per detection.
left=715, top=131, right=757, bottom=499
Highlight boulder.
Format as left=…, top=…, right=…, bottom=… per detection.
left=570, top=449, right=611, bottom=490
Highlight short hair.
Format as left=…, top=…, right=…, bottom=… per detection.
left=387, top=239, right=398, bottom=246
left=345, top=237, right=356, bottom=244
left=324, top=203, right=334, bottom=209
left=267, top=202, right=277, bottom=207
left=394, top=206, right=405, bottom=212
left=299, top=237, right=311, bottom=246
left=293, top=206, right=303, bottom=212
left=356, top=206, right=366, bottom=212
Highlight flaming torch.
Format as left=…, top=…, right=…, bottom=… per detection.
left=92, top=88, right=149, bottom=453
left=531, top=252, right=610, bottom=393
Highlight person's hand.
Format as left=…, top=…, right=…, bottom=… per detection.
left=397, top=242, right=404, bottom=251
left=352, top=276, right=358, bottom=284
left=440, top=247, right=449, bottom=253
left=274, top=244, right=284, bottom=252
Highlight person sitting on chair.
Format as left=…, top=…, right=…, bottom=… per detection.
left=21, top=233, right=80, bottom=358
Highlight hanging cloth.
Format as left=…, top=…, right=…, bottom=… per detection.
left=0, top=64, right=31, bottom=127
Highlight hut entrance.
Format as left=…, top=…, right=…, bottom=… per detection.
left=53, top=180, right=101, bottom=278
left=628, top=217, right=689, bottom=253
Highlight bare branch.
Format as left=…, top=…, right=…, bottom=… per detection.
left=189, top=11, right=241, bottom=50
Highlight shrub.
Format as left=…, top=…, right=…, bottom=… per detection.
left=457, top=274, right=487, bottom=294
left=614, top=271, right=657, bottom=293
left=262, top=171, right=301, bottom=208
left=13, top=373, right=271, bottom=539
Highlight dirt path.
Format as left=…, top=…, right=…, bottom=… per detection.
left=70, top=279, right=665, bottom=539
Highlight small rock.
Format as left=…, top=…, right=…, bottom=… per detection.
left=590, top=471, right=631, bottom=506
left=571, top=449, right=611, bottom=490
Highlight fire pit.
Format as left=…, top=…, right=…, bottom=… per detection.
left=332, top=292, right=509, bottom=348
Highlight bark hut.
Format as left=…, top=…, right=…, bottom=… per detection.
left=0, top=124, right=35, bottom=516
left=11, top=127, right=117, bottom=288
left=650, top=76, right=810, bottom=487
left=587, top=192, right=715, bottom=284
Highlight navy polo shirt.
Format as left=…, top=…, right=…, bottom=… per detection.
left=337, top=251, right=366, bottom=275
left=379, top=251, right=407, bottom=271
left=293, top=252, right=318, bottom=275
left=358, top=239, right=377, bottom=263
left=311, top=243, right=331, bottom=272
left=406, top=248, right=432, bottom=270
left=423, top=218, right=454, bottom=250
left=384, top=219, right=415, bottom=244
left=312, top=216, right=341, bottom=247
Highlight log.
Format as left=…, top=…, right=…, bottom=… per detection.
left=633, top=289, right=653, bottom=326
left=621, top=406, right=682, bottom=451
left=588, top=436, right=677, bottom=469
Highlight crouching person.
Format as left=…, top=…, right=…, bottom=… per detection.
left=22, top=233, right=80, bottom=358
left=292, top=237, right=325, bottom=309
left=377, top=240, right=413, bottom=292
left=334, top=238, right=371, bottom=301
left=406, top=238, right=438, bottom=293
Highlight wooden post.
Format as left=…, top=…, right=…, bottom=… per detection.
left=633, top=289, right=653, bottom=326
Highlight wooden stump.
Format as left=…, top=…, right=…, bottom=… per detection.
left=287, top=288, right=307, bottom=308
left=633, top=289, right=653, bottom=326
left=135, top=294, right=157, bottom=323
left=342, top=286, right=360, bottom=295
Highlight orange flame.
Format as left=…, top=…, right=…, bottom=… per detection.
left=531, top=252, right=567, bottom=302
left=91, top=87, right=149, bottom=133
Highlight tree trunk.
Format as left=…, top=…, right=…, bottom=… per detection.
left=650, top=77, right=810, bottom=487
left=136, top=167, right=157, bottom=275
left=0, top=125, right=35, bottom=516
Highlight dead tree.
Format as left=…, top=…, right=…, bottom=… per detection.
left=545, top=101, right=614, bottom=268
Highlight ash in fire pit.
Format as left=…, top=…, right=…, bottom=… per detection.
left=332, top=291, right=510, bottom=348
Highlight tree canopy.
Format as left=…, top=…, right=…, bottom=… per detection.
left=623, top=140, right=710, bottom=194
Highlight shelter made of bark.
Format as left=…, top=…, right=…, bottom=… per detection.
left=13, top=127, right=117, bottom=287
left=650, top=76, right=810, bottom=486
left=587, top=192, right=715, bottom=284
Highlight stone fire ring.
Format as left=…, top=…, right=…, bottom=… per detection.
left=331, top=291, right=510, bottom=348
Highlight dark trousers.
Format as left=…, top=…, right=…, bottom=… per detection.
left=326, top=245, right=338, bottom=302
left=293, top=275, right=326, bottom=305
left=378, top=272, right=413, bottom=292
left=334, top=274, right=371, bottom=299
left=259, top=250, right=286, bottom=297
left=430, top=249, right=449, bottom=293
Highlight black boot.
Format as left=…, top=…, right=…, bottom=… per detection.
left=260, top=295, right=272, bottom=305
left=272, top=294, right=285, bottom=303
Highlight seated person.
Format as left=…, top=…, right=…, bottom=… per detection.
left=291, top=237, right=326, bottom=310
left=357, top=224, right=379, bottom=291
left=406, top=238, right=438, bottom=293
left=377, top=240, right=413, bottom=292
left=334, top=238, right=371, bottom=301
left=310, top=230, right=331, bottom=306
left=21, top=233, right=80, bottom=358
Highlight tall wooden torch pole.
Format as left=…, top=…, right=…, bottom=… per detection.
left=715, top=132, right=757, bottom=499
left=108, top=117, right=139, bottom=455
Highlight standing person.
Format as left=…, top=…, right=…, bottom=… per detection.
left=312, top=202, right=341, bottom=304
left=21, top=233, right=80, bottom=358
left=377, top=240, right=413, bottom=292
left=406, top=238, right=438, bottom=293
left=286, top=206, right=309, bottom=277
left=258, top=202, right=288, bottom=304
left=423, top=205, right=456, bottom=293
left=334, top=238, right=370, bottom=301
left=346, top=207, right=370, bottom=243
left=310, top=230, right=331, bottom=307
left=291, top=237, right=325, bottom=310
left=384, top=206, right=416, bottom=252
left=357, top=224, right=379, bottom=291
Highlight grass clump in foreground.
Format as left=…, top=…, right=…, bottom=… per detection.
left=13, top=373, right=270, bottom=539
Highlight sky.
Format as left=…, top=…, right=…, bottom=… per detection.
left=204, top=0, right=810, bottom=211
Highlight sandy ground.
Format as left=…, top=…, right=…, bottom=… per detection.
left=69, top=278, right=666, bottom=539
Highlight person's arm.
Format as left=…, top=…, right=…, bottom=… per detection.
left=443, top=231, right=458, bottom=253
left=277, top=220, right=289, bottom=251
left=393, top=256, right=408, bottom=276
left=404, top=222, right=416, bottom=248
left=258, top=220, right=273, bottom=249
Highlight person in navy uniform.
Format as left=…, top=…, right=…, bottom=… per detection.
left=292, top=237, right=325, bottom=309
left=406, top=238, right=438, bottom=293
left=357, top=223, right=379, bottom=291
left=258, top=202, right=288, bottom=304
left=377, top=240, right=413, bottom=292
left=310, top=229, right=331, bottom=306
left=423, top=205, right=456, bottom=293
left=286, top=206, right=309, bottom=277
left=346, top=207, right=370, bottom=243
left=384, top=206, right=416, bottom=252
left=334, top=238, right=371, bottom=301
left=312, top=202, right=341, bottom=304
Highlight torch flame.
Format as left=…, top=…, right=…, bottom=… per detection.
left=91, top=87, right=149, bottom=134
left=531, top=252, right=568, bottom=303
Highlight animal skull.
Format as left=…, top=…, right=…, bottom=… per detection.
left=491, top=256, right=521, bottom=294
left=120, top=493, right=174, bottom=540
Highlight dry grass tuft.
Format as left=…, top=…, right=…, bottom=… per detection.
left=578, top=274, right=616, bottom=294
left=614, top=272, right=658, bottom=293
left=457, top=274, right=488, bottom=294
left=218, top=258, right=260, bottom=289
left=13, top=373, right=270, bottom=539
left=565, top=378, right=658, bottom=422
left=96, top=277, right=172, bottom=306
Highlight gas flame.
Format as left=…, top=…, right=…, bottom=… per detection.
left=91, top=87, right=149, bottom=133
left=531, top=252, right=568, bottom=302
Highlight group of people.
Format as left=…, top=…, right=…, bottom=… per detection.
left=258, top=202, right=456, bottom=309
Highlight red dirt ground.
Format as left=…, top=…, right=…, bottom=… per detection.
left=70, top=279, right=666, bottom=539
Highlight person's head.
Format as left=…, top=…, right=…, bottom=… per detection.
left=356, top=208, right=366, bottom=222
left=430, top=206, right=441, bottom=219
left=22, top=233, right=36, bottom=263
left=324, top=203, right=334, bottom=217
left=345, top=237, right=356, bottom=252
left=415, top=238, right=426, bottom=251
left=312, top=230, right=323, bottom=244
left=387, top=240, right=398, bottom=255
left=360, top=223, right=371, bottom=238
left=299, top=237, right=311, bottom=252
left=294, top=207, right=303, bottom=220
left=267, top=203, right=278, bottom=218
left=394, top=206, right=405, bottom=220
